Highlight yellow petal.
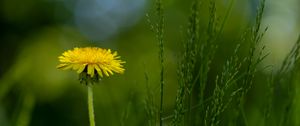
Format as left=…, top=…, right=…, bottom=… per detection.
left=116, top=67, right=125, bottom=74
left=62, top=64, right=73, bottom=70
left=77, top=64, right=86, bottom=73
left=94, top=65, right=103, bottom=77
left=102, top=67, right=109, bottom=76
left=103, top=70, right=109, bottom=76
left=56, top=64, right=68, bottom=69
left=106, top=68, right=113, bottom=75
left=72, top=64, right=81, bottom=70
left=112, top=51, right=118, bottom=56
left=88, top=65, right=95, bottom=77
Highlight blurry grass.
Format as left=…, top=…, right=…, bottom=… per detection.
left=266, top=35, right=300, bottom=126
left=14, top=92, right=35, bottom=126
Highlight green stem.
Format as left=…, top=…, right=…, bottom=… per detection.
left=217, top=0, right=236, bottom=38
left=15, top=92, right=35, bottom=126
left=88, top=85, right=96, bottom=126
left=156, top=0, right=164, bottom=125
left=160, top=78, right=164, bottom=126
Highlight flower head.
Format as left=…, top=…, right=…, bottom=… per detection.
left=57, top=47, right=125, bottom=79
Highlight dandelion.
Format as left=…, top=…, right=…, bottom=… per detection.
left=57, top=47, right=125, bottom=79
left=57, top=47, right=125, bottom=126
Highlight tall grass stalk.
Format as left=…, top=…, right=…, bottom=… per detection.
left=146, top=0, right=165, bottom=125
left=263, top=73, right=274, bottom=125
left=155, top=0, right=165, bottom=125
left=195, top=2, right=221, bottom=124
left=204, top=44, right=243, bottom=126
left=172, top=0, right=238, bottom=125
left=240, top=0, right=267, bottom=96
left=172, top=0, right=200, bottom=125
left=228, top=0, right=268, bottom=125
left=144, top=66, right=157, bottom=126
left=185, top=1, right=200, bottom=124
left=217, top=0, right=236, bottom=38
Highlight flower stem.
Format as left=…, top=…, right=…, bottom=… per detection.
left=87, top=85, right=96, bottom=126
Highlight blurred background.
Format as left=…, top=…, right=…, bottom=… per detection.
left=0, top=0, right=299, bottom=125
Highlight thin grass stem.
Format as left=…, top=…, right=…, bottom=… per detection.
left=217, top=0, right=236, bottom=38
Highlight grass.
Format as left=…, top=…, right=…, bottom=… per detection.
left=267, top=35, right=300, bottom=126
left=146, top=0, right=165, bottom=125
left=146, top=0, right=300, bottom=125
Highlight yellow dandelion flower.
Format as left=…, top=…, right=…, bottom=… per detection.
left=57, top=47, right=125, bottom=78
